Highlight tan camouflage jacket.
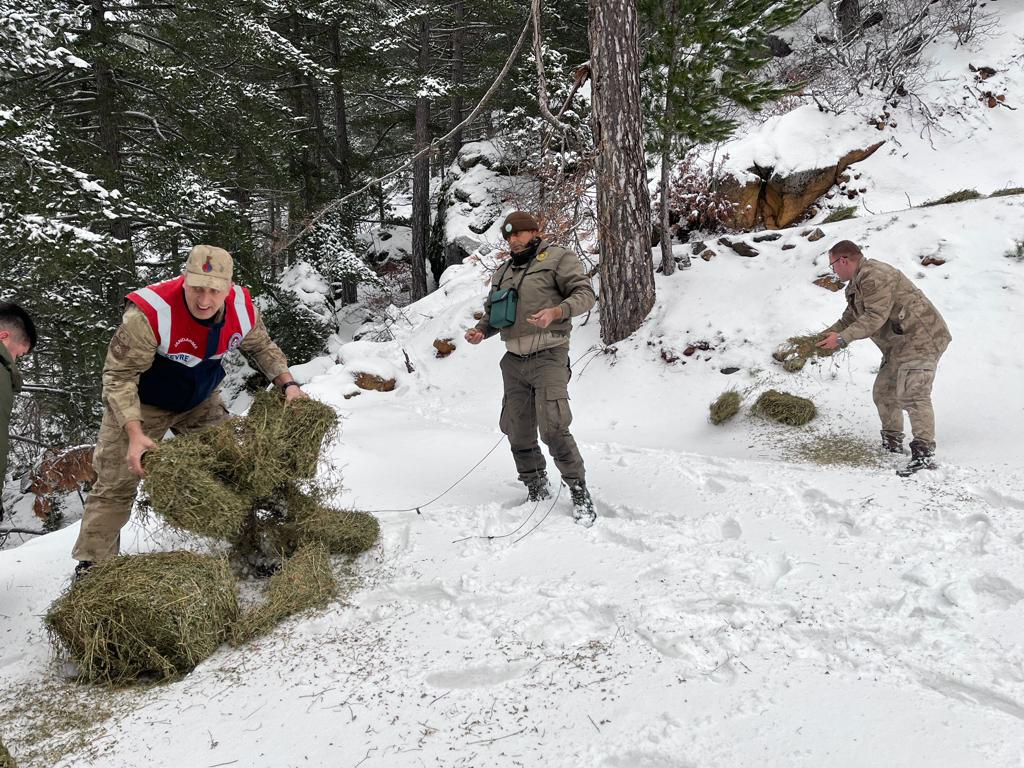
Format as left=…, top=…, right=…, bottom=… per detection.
left=474, top=242, right=597, bottom=346
left=103, top=303, right=289, bottom=427
left=828, top=258, right=952, bottom=357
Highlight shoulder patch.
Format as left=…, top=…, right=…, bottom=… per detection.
left=537, top=252, right=547, bottom=262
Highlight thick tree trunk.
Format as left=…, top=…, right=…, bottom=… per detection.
left=329, top=23, right=352, bottom=189
left=410, top=16, right=431, bottom=301
left=449, top=0, right=465, bottom=166
left=588, top=0, right=654, bottom=344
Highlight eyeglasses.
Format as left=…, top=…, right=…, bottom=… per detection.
left=829, top=256, right=842, bottom=268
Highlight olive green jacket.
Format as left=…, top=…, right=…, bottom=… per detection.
left=475, top=242, right=597, bottom=343
left=0, top=342, right=23, bottom=484
left=828, top=258, right=952, bottom=357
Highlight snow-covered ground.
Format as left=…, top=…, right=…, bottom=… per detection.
left=3, top=192, right=1023, bottom=767
left=3, top=9, right=1024, bottom=766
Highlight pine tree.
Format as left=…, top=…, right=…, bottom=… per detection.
left=641, top=0, right=810, bottom=275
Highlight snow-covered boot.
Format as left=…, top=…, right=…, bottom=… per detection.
left=524, top=473, right=551, bottom=503
left=896, top=440, right=937, bottom=477
left=881, top=430, right=906, bottom=454
left=568, top=480, right=596, bottom=527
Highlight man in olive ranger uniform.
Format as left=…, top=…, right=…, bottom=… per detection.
left=72, top=245, right=306, bottom=576
left=816, top=240, right=952, bottom=476
left=464, top=212, right=598, bottom=526
left=1, top=303, right=37, bottom=521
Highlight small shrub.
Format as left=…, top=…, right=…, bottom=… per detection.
left=822, top=206, right=857, bottom=224
left=662, top=153, right=739, bottom=236
left=1005, top=241, right=1024, bottom=260
left=922, top=189, right=981, bottom=207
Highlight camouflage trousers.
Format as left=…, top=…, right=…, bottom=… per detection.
left=499, top=346, right=586, bottom=483
left=873, top=349, right=946, bottom=452
left=71, top=393, right=228, bottom=563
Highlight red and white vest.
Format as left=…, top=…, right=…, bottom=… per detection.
left=126, top=275, right=256, bottom=412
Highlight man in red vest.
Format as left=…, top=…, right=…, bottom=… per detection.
left=71, top=245, right=306, bottom=576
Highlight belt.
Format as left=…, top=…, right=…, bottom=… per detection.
left=506, top=349, right=552, bottom=361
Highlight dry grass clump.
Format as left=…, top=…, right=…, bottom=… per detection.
left=143, top=392, right=347, bottom=552
left=274, top=489, right=379, bottom=555
left=822, top=206, right=857, bottom=223
left=236, top=391, right=339, bottom=496
left=709, top=390, right=742, bottom=425
left=922, top=188, right=981, bottom=206
left=0, top=737, right=15, bottom=768
left=231, top=545, right=337, bottom=644
left=143, top=429, right=253, bottom=540
left=773, top=332, right=840, bottom=372
left=45, top=552, right=238, bottom=684
left=752, top=389, right=817, bottom=426
left=989, top=187, right=1024, bottom=198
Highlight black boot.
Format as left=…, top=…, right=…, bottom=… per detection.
left=897, top=440, right=937, bottom=477
left=881, top=430, right=905, bottom=454
left=568, top=480, right=596, bottom=527
left=73, top=560, right=95, bottom=582
left=524, top=473, right=551, bottom=503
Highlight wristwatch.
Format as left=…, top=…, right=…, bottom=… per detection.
left=281, top=381, right=301, bottom=392
left=836, top=336, right=848, bottom=349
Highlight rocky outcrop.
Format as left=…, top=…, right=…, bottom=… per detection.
left=722, top=142, right=884, bottom=230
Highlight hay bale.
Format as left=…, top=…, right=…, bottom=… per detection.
left=0, top=737, right=16, bottom=768
left=46, top=552, right=238, bottom=684
left=231, top=545, right=337, bottom=644
left=773, top=332, right=839, bottom=373
left=238, top=391, right=339, bottom=496
left=266, top=491, right=379, bottom=557
left=752, top=389, right=817, bottom=426
left=143, top=430, right=253, bottom=541
left=709, top=390, right=742, bottom=425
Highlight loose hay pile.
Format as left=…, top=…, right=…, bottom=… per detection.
left=709, top=390, right=742, bottom=425
left=753, top=389, right=817, bottom=426
left=772, top=333, right=840, bottom=372
left=142, top=391, right=378, bottom=566
left=49, top=393, right=380, bottom=684
left=232, top=545, right=337, bottom=644
left=142, top=426, right=253, bottom=541
left=273, top=489, right=381, bottom=556
left=46, top=552, right=238, bottom=684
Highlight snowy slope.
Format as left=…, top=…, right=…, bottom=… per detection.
left=2, top=192, right=1024, bottom=767
left=716, top=2, right=1024, bottom=215
left=4, top=7, right=1024, bottom=763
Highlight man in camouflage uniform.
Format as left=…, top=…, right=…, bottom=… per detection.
left=0, top=303, right=37, bottom=521
left=817, top=240, right=952, bottom=475
left=71, top=246, right=306, bottom=575
left=465, top=211, right=598, bottom=525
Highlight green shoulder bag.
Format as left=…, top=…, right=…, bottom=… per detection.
left=487, top=260, right=533, bottom=329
